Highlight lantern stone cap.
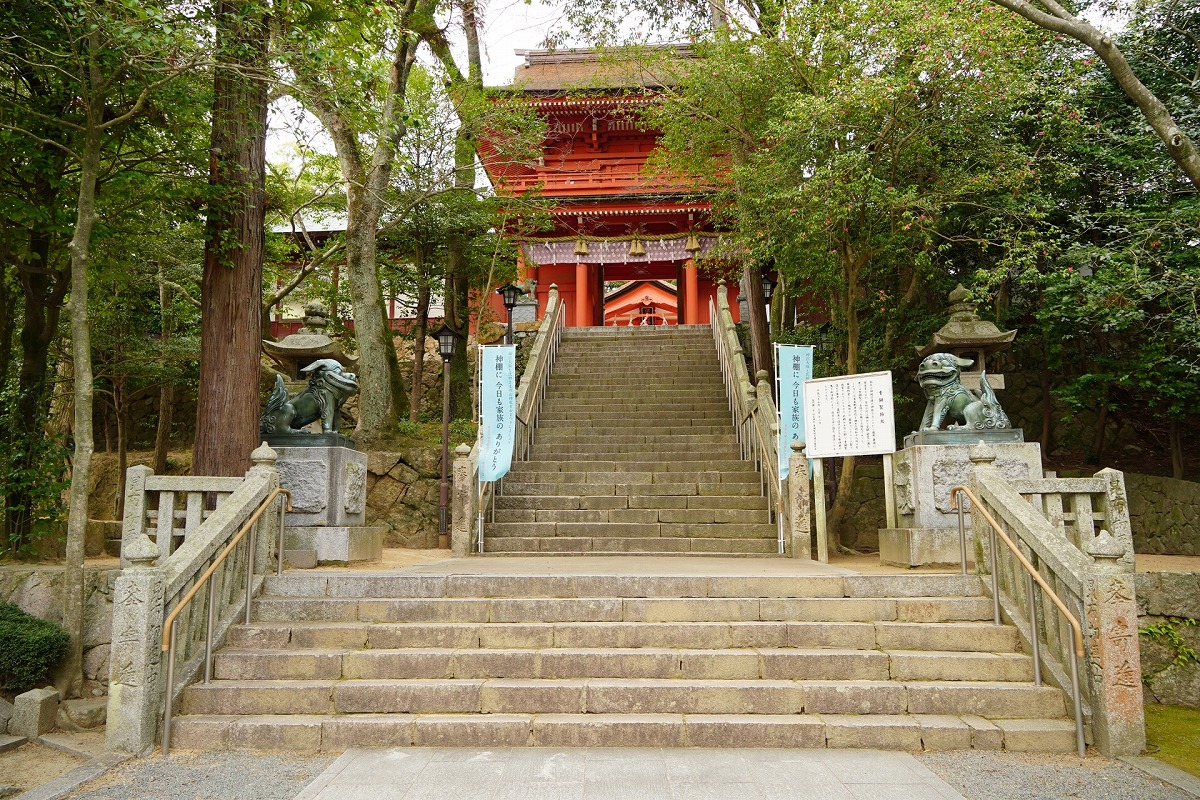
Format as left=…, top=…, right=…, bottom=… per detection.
left=916, top=283, right=1016, bottom=358
left=455, top=444, right=472, bottom=456
left=264, top=301, right=358, bottom=380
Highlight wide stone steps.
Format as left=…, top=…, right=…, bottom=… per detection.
left=495, top=495, right=768, bottom=511
left=250, top=596, right=996, bottom=624
left=170, top=711, right=1076, bottom=751
left=501, top=482, right=764, bottom=498
left=228, top=619, right=1020, bottom=653
left=212, top=647, right=1035, bottom=683
left=181, top=677, right=1065, bottom=719
left=492, top=509, right=768, bottom=524
left=484, top=537, right=778, bottom=554
left=167, top=572, right=1077, bottom=753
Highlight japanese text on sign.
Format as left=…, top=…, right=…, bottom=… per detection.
left=775, top=344, right=813, bottom=481
left=479, top=345, right=516, bottom=482
left=802, top=371, right=896, bottom=458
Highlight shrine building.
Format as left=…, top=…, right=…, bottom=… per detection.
left=480, top=46, right=741, bottom=327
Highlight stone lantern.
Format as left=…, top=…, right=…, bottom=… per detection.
left=263, top=301, right=358, bottom=380
left=915, top=284, right=1016, bottom=394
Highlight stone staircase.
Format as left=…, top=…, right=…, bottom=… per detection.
left=168, top=569, right=1079, bottom=753
left=487, top=326, right=778, bottom=555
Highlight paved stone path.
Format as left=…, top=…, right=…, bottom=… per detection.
left=294, top=748, right=967, bottom=800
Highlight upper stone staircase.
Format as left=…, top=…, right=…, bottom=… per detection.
left=487, top=326, right=778, bottom=555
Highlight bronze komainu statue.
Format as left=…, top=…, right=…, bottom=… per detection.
left=260, top=358, right=359, bottom=435
left=917, top=352, right=1011, bottom=432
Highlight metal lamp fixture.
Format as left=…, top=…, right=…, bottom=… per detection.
left=431, top=323, right=456, bottom=549
left=433, top=323, right=457, bottom=362
left=761, top=273, right=778, bottom=304
left=496, top=284, right=522, bottom=345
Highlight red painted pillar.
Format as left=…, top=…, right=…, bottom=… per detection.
left=685, top=258, right=700, bottom=326
left=575, top=261, right=589, bottom=327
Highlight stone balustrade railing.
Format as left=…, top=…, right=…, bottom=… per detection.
left=967, top=455, right=1145, bottom=756
left=105, top=444, right=283, bottom=755
left=453, top=285, right=563, bottom=555
left=710, top=285, right=806, bottom=557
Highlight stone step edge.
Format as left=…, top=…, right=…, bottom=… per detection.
left=169, top=712, right=1079, bottom=753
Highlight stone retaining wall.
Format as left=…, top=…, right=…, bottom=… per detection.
left=0, top=566, right=117, bottom=697
left=366, top=449, right=446, bottom=549
left=1125, top=474, right=1200, bottom=556
left=1134, top=572, right=1200, bottom=708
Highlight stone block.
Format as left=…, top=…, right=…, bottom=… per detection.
left=321, top=715, right=414, bottom=750
left=480, top=679, right=584, bottom=713
left=284, top=549, right=318, bottom=569
left=227, top=716, right=323, bottom=753
left=56, top=698, right=108, bottom=731
left=995, top=719, right=1078, bottom=753
left=801, top=681, right=907, bottom=714
left=0, top=698, right=12, bottom=732
left=531, top=713, right=685, bottom=747
left=823, top=714, right=923, bottom=750
left=683, top=715, right=825, bottom=748
left=285, top=525, right=383, bottom=564
left=916, top=715, right=972, bottom=751
left=412, top=714, right=532, bottom=747
left=0, top=734, right=25, bottom=754
left=11, top=688, right=59, bottom=738
left=275, top=445, right=368, bottom=527
left=879, top=528, right=967, bottom=569
left=961, top=715, right=1003, bottom=750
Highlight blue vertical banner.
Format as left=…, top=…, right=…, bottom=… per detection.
left=479, top=345, right=516, bottom=482
left=776, top=344, right=814, bottom=481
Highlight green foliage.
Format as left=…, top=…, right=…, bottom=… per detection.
left=1141, top=617, right=1200, bottom=669
left=0, top=602, right=69, bottom=692
left=449, top=418, right=477, bottom=442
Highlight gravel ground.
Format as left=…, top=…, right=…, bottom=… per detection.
left=65, top=751, right=334, bottom=800
left=920, top=751, right=1196, bottom=800
left=51, top=749, right=1196, bottom=800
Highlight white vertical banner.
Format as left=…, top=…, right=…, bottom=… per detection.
left=479, top=345, right=516, bottom=482
left=775, top=344, right=814, bottom=481
left=803, top=372, right=896, bottom=458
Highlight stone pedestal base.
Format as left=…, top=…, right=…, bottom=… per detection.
left=286, top=525, right=384, bottom=564
left=879, top=528, right=969, bottom=569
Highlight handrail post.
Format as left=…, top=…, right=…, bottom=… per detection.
left=990, top=524, right=1001, bottom=626
left=1027, top=570, right=1042, bottom=685
left=203, top=577, right=216, bottom=684
left=955, top=491, right=968, bottom=576
left=162, top=624, right=177, bottom=756
left=245, top=519, right=257, bottom=625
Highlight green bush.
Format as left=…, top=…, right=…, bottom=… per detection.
left=0, top=602, right=69, bottom=692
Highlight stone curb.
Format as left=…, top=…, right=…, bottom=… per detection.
left=14, top=752, right=129, bottom=800
left=1121, top=755, right=1200, bottom=798
left=36, top=734, right=102, bottom=761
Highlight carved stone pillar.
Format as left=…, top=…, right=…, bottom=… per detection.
left=451, top=444, right=474, bottom=556
left=788, top=442, right=811, bottom=559
left=104, top=545, right=166, bottom=755
left=1082, top=530, right=1147, bottom=756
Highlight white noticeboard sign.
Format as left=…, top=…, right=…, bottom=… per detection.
left=803, top=371, right=896, bottom=458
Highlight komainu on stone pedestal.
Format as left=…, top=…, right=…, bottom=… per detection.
left=260, top=358, right=359, bottom=435
left=917, top=352, right=1011, bottom=432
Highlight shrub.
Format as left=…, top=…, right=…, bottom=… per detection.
left=0, top=602, right=69, bottom=692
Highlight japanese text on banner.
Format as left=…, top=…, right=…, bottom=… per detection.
left=775, top=344, right=813, bottom=481
left=479, top=345, right=516, bottom=482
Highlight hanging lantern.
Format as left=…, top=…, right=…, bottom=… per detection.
left=628, top=238, right=646, bottom=257
left=573, top=238, right=589, bottom=256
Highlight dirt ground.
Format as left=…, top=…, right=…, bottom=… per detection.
left=0, top=737, right=95, bottom=794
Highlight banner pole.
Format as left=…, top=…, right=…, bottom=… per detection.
left=813, top=458, right=828, bottom=563
left=882, top=452, right=897, bottom=529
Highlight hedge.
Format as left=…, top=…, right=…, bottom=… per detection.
left=0, top=602, right=69, bottom=692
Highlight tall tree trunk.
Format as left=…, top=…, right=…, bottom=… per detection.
left=61, top=85, right=104, bottom=699
left=154, top=277, right=176, bottom=473
left=827, top=247, right=863, bottom=550
left=9, top=224, right=67, bottom=548
left=1091, top=396, right=1108, bottom=462
left=743, top=262, right=772, bottom=393
left=115, top=373, right=128, bottom=520
left=409, top=256, right=431, bottom=423
left=1169, top=416, right=1184, bottom=480
left=193, top=0, right=268, bottom=477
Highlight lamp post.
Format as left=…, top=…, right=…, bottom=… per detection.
left=761, top=273, right=777, bottom=336
left=496, top=283, right=522, bottom=345
left=432, top=323, right=457, bottom=549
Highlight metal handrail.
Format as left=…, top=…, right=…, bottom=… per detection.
left=160, top=487, right=291, bottom=756
left=950, top=484, right=1086, bottom=758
